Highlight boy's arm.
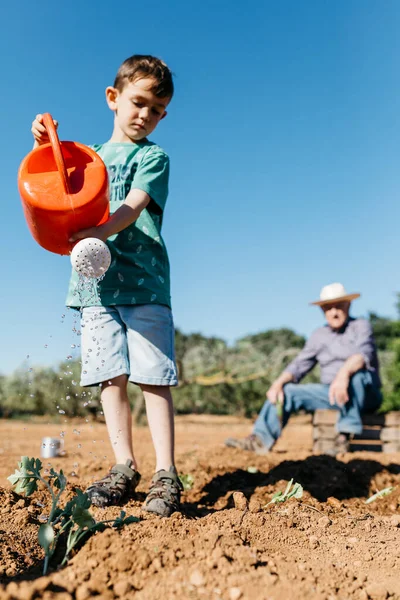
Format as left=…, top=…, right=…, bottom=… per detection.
left=69, top=188, right=150, bottom=243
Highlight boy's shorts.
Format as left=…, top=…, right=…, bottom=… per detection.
left=80, top=304, right=178, bottom=387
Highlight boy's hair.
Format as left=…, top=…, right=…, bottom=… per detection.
left=114, top=55, right=174, bottom=99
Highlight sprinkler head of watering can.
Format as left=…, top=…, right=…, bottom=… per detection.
left=70, top=238, right=111, bottom=279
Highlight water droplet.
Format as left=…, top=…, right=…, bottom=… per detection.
left=150, top=294, right=157, bottom=302
left=71, top=380, right=77, bottom=385
left=58, top=409, right=65, bottom=415
left=44, top=344, right=48, bottom=348
left=71, top=344, right=76, bottom=349
left=151, top=257, right=156, bottom=266
left=73, top=429, right=80, bottom=435
left=118, top=272, right=124, bottom=282
left=60, top=431, right=66, bottom=438
left=138, top=278, right=144, bottom=286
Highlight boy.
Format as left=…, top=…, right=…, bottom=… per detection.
left=31, top=55, right=183, bottom=517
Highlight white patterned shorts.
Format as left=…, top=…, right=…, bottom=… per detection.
left=79, top=304, right=178, bottom=387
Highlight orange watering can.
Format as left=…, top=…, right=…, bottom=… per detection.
left=18, top=113, right=109, bottom=255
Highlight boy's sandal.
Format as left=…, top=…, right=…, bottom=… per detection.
left=143, top=466, right=183, bottom=517
left=85, top=459, right=141, bottom=508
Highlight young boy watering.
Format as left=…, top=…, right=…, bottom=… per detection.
left=31, top=55, right=182, bottom=517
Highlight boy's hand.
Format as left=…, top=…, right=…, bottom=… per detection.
left=69, top=227, right=107, bottom=243
left=31, top=114, right=58, bottom=148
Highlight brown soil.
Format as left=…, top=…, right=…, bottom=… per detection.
left=0, top=414, right=400, bottom=600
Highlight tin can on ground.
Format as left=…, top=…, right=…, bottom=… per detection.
left=41, top=437, right=64, bottom=459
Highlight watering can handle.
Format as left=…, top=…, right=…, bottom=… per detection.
left=42, top=113, right=70, bottom=195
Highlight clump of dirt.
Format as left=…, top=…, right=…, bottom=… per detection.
left=1, top=415, right=400, bottom=599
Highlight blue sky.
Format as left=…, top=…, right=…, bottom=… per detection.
left=1, top=0, right=400, bottom=375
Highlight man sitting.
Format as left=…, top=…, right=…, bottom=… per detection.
left=225, top=283, right=382, bottom=455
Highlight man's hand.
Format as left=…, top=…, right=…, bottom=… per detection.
left=266, top=382, right=285, bottom=405
left=31, top=114, right=58, bottom=148
left=329, top=373, right=350, bottom=407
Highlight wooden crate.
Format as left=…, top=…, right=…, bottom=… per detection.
left=313, top=410, right=400, bottom=453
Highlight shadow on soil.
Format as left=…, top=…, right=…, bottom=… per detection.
left=183, top=455, right=400, bottom=515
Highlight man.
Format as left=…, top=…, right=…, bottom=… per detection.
left=225, top=283, right=382, bottom=455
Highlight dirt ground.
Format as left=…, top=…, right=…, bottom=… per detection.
left=0, top=414, right=400, bottom=600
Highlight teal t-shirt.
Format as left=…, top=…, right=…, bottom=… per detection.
left=66, top=141, right=171, bottom=308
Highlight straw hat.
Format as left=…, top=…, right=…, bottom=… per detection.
left=310, top=282, right=360, bottom=306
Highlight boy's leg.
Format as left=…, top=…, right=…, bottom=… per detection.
left=140, top=384, right=182, bottom=517
left=118, top=305, right=180, bottom=517
left=85, top=374, right=141, bottom=507
left=101, top=374, right=137, bottom=468
left=141, top=384, right=174, bottom=471
left=79, top=306, right=141, bottom=507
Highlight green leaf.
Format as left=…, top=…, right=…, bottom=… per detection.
left=73, top=488, right=91, bottom=509
left=7, top=471, right=22, bottom=486
left=289, top=482, right=304, bottom=499
left=72, top=507, right=95, bottom=529
left=38, top=524, right=55, bottom=553
left=265, top=479, right=303, bottom=506
left=25, top=480, right=39, bottom=496
left=282, top=479, right=293, bottom=498
left=112, top=511, right=140, bottom=528
left=247, top=466, right=259, bottom=474
left=51, top=469, right=67, bottom=491
left=365, top=486, right=395, bottom=504
left=179, top=474, right=194, bottom=491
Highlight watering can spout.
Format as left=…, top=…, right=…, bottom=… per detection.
left=18, top=114, right=109, bottom=255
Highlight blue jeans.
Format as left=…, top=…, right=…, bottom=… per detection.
left=253, top=370, right=382, bottom=449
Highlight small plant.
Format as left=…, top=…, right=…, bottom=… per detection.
left=179, top=473, right=194, bottom=491
left=265, top=478, right=303, bottom=507
left=247, top=466, right=259, bottom=474
left=8, top=456, right=138, bottom=575
left=365, top=486, right=396, bottom=504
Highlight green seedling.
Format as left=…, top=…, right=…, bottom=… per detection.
left=365, top=486, right=396, bottom=504
left=247, top=466, right=259, bottom=474
left=8, top=456, right=138, bottom=575
left=179, top=473, right=194, bottom=491
left=265, top=478, right=303, bottom=507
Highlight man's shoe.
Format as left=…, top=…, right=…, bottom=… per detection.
left=224, top=433, right=270, bottom=455
left=324, top=432, right=352, bottom=456
left=143, top=466, right=183, bottom=517
left=85, top=459, right=141, bottom=508
left=335, top=432, right=352, bottom=454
